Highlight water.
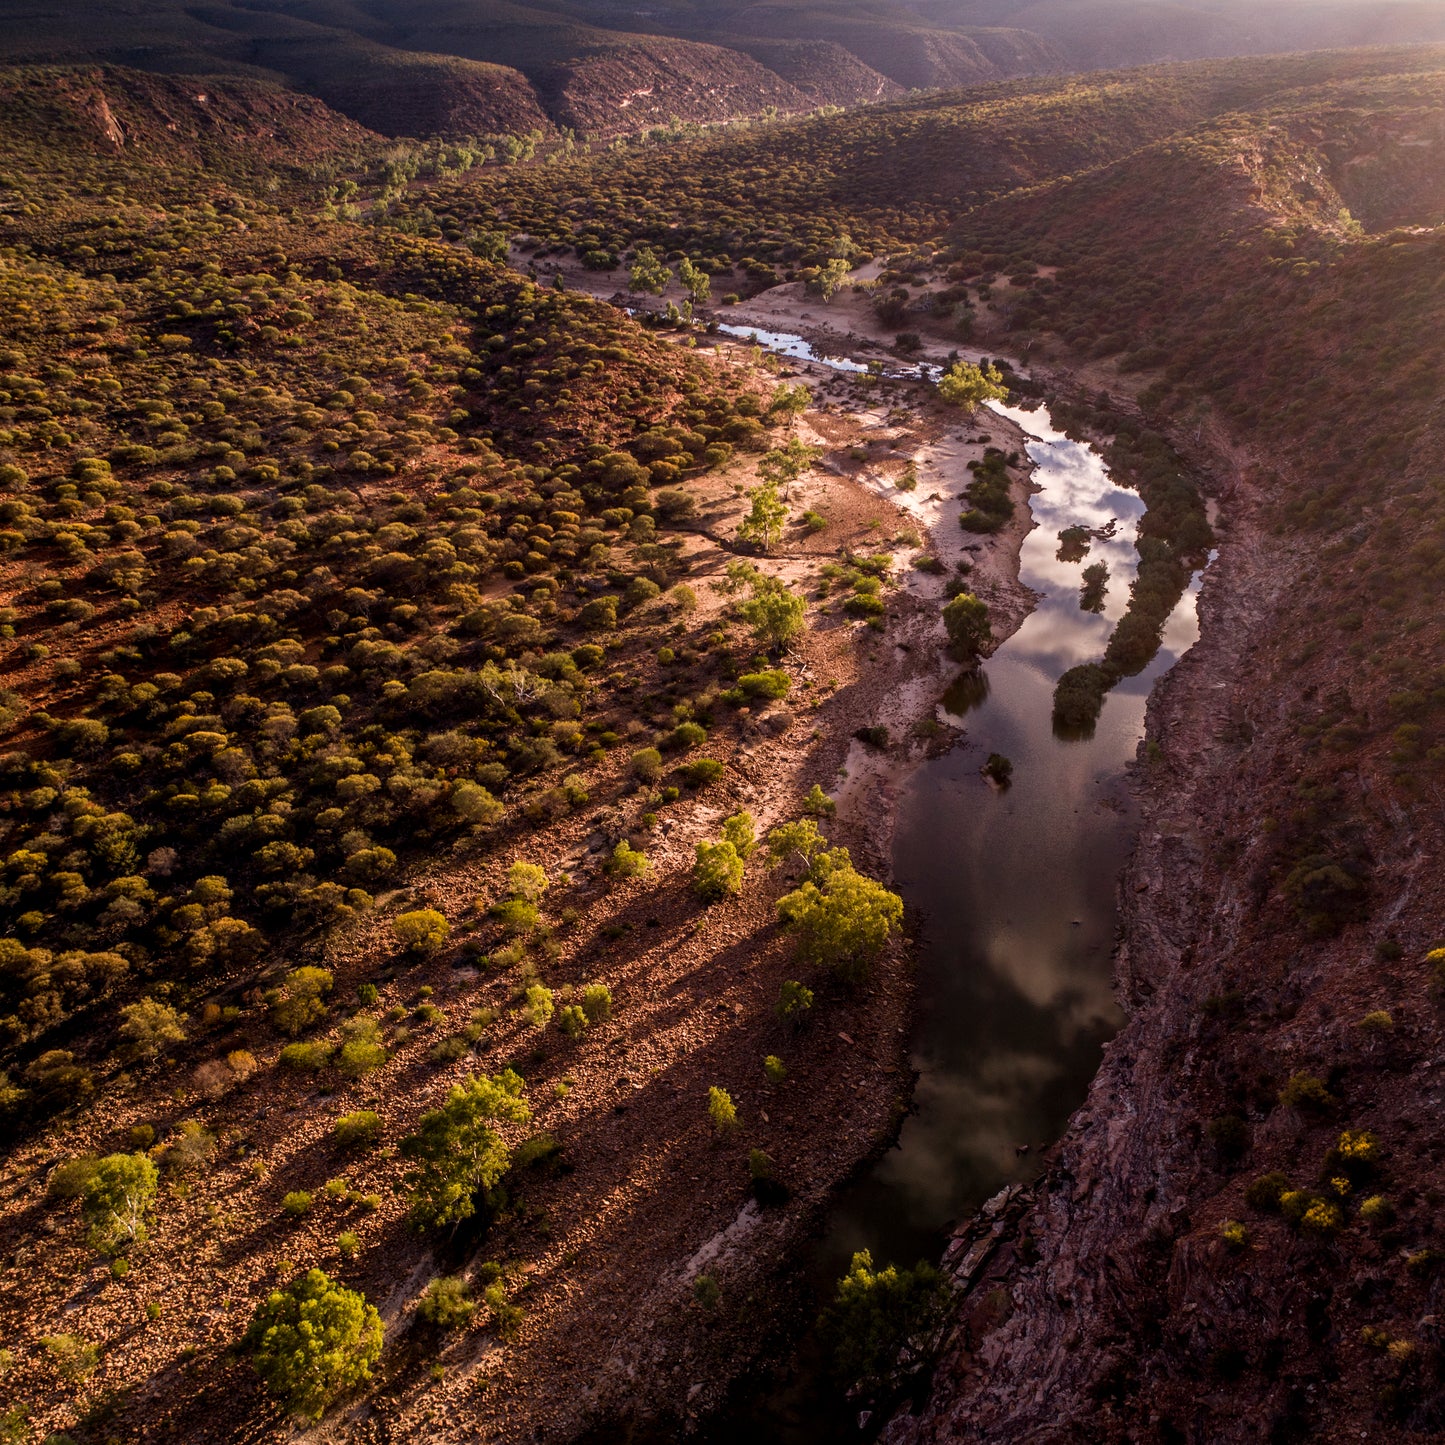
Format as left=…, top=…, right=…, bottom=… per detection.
left=714, top=322, right=942, bottom=381
left=821, top=401, right=1206, bottom=1278
left=693, top=380, right=1209, bottom=1445
left=636, top=326, right=1208, bottom=1440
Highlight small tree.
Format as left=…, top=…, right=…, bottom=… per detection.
left=678, top=256, right=711, bottom=304
left=267, top=967, right=333, bottom=1036
left=739, top=576, right=806, bottom=650
left=707, top=1086, right=739, bottom=1135
left=757, top=436, right=821, bottom=500
left=693, top=840, right=745, bottom=902
left=819, top=1249, right=951, bottom=1397
left=81, top=1153, right=158, bottom=1256
left=766, top=818, right=826, bottom=874
left=393, top=909, right=449, bottom=955
left=117, top=997, right=185, bottom=1060
left=942, top=592, right=990, bottom=663
left=628, top=245, right=671, bottom=296
left=816, top=257, right=852, bottom=302
left=400, top=1071, right=531, bottom=1229
left=777, top=979, right=814, bottom=1023
left=777, top=855, right=903, bottom=983
left=244, top=1269, right=383, bottom=1421
left=937, top=360, right=1007, bottom=412
left=737, top=478, right=787, bottom=554
left=505, top=862, right=549, bottom=903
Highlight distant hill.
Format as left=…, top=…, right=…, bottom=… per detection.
left=2, top=0, right=1444, bottom=140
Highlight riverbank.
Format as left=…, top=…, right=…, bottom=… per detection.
left=321, top=317, right=1044, bottom=1441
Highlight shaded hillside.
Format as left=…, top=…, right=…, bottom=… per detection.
left=0, top=65, right=380, bottom=173
left=395, top=40, right=1445, bottom=1439
left=0, top=72, right=925, bottom=1445
left=15, top=0, right=1445, bottom=146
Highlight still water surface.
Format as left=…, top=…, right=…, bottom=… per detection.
left=688, top=330, right=1209, bottom=1441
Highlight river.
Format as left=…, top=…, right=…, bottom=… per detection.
left=693, top=330, right=1210, bottom=1442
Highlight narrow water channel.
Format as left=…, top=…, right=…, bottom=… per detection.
left=822, top=399, right=1206, bottom=1277
left=686, top=329, right=1209, bottom=1444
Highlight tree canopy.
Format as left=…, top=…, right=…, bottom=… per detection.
left=400, top=1070, right=531, bottom=1228
left=244, top=1269, right=384, bottom=1421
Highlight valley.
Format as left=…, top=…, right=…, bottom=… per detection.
left=1, top=26, right=1445, bottom=1445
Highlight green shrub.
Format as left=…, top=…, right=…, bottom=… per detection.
left=604, top=840, right=649, bottom=880
left=244, top=1269, right=383, bottom=1420
left=333, top=1109, right=381, bottom=1144
left=1218, top=1219, right=1249, bottom=1250
left=557, top=1004, right=589, bottom=1038
left=1278, top=1072, right=1335, bottom=1111
left=282, top=1191, right=314, bottom=1217
left=490, top=898, right=540, bottom=936
left=707, top=1086, right=739, bottom=1135
left=46, top=1155, right=100, bottom=1201
left=581, top=983, right=613, bottom=1024
left=693, top=840, right=745, bottom=901
left=81, top=1153, right=158, bottom=1256
left=763, top=1055, right=787, bottom=1084
left=523, top=984, right=555, bottom=1028
left=400, top=1071, right=531, bottom=1229
left=281, top=1041, right=333, bottom=1072
left=117, top=997, right=186, bottom=1059
left=267, top=967, right=334, bottom=1036
left=942, top=592, right=990, bottom=662
left=41, top=1333, right=99, bottom=1382
left=393, top=909, right=450, bottom=955
left=734, top=670, right=790, bottom=701
left=721, top=810, right=757, bottom=859
left=803, top=784, right=836, bottom=817
left=777, top=979, right=814, bottom=1022
left=417, top=1276, right=475, bottom=1329
left=681, top=758, right=725, bottom=788
left=777, top=852, right=903, bottom=983
left=1244, top=1172, right=1291, bottom=1212
left=334, top=1017, right=388, bottom=1079
left=631, top=746, right=664, bottom=782
left=668, top=721, right=707, bottom=750
left=819, top=1249, right=951, bottom=1395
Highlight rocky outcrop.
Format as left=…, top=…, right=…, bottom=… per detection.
left=533, top=38, right=812, bottom=137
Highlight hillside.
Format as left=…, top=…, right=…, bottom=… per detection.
left=7, top=0, right=1445, bottom=145
left=4, top=31, right=1445, bottom=1445
left=0, top=58, right=941, bottom=1445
